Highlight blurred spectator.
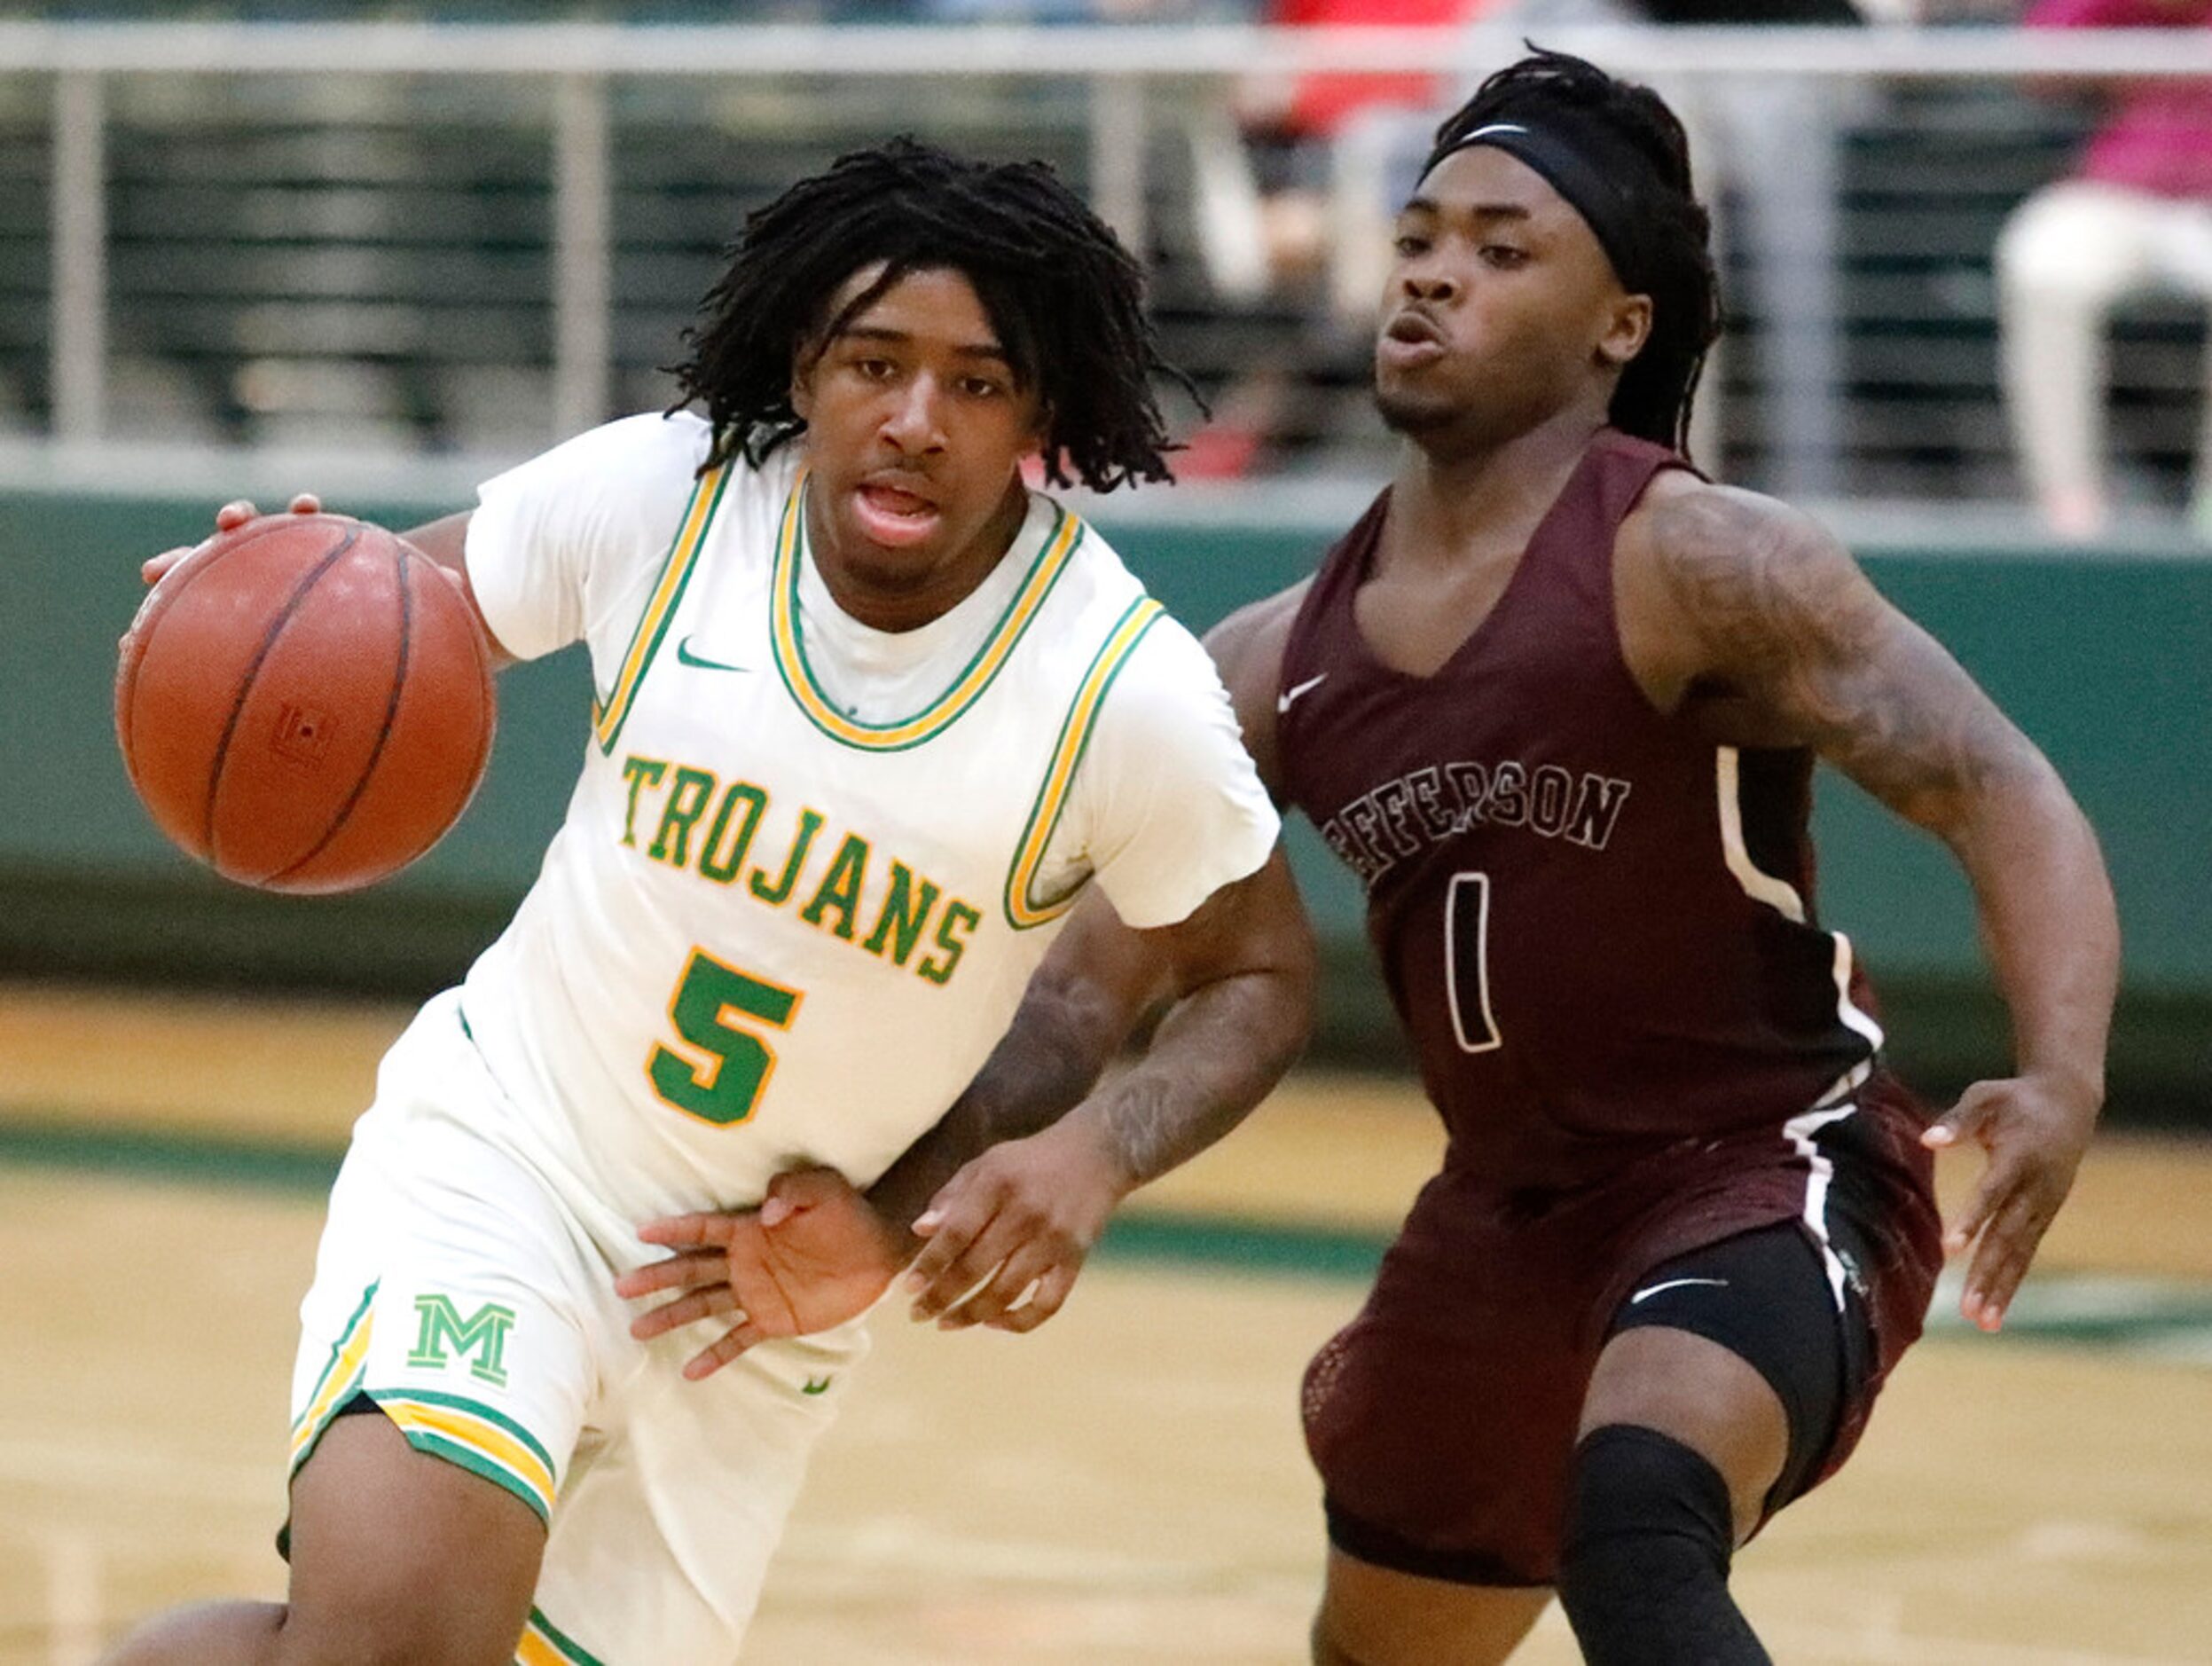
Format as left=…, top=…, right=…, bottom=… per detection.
left=906, top=0, right=1227, bottom=17
left=1186, top=0, right=1870, bottom=483
left=1196, top=0, right=1486, bottom=318
left=1178, top=1, right=1493, bottom=478
left=1509, top=0, right=1870, bottom=495
left=1997, top=0, right=2212, bottom=538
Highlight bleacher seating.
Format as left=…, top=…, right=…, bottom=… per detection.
left=6, top=46, right=2210, bottom=511
left=35, top=75, right=1115, bottom=457
left=0, top=97, right=50, bottom=436
left=1719, top=77, right=2205, bottom=507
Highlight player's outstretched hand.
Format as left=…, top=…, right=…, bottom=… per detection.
left=905, top=1117, right=1132, bottom=1334
left=140, top=493, right=321, bottom=587
left=1921, top=1072, right=2099, bottom=1332
left=617, top=1167, right=910, bottom=1381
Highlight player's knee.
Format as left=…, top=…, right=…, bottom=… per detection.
left=1557, top=1424, right=1768, bottom=1666
left=279, top=1414, right=544, bottom=1666
left=95, top=1599, right=506, bottom=1666
left=1308, top=1606, right=1376, bottom=1666
left=269, top=1602, right=517, bottom=1666
left=98, top=1599, right=284, bottom=1664
left=270, top=1553, right=533, bottom=1666
left=1558, top=1423, right=1734, bottom=1589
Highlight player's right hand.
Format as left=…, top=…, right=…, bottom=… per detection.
left=903, top=1115, right=1132, bottom=1335
left=140, top=492, right=322, bottom=587
left=618, top=1167, right=911, bottom=1381
left=1921, top=1069, right=2098, bottom=1332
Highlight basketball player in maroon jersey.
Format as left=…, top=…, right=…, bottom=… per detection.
left=615, top=48, right=2116, bottom=1665
left=1180, top=48, right=2119, bottom=1665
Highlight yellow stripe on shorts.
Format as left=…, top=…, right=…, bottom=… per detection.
left=771, top=474, right=1086, bottom=750
left=377, top=1390, right=560, bottom=1524
left=288, top=1282, right=377, bottom=1472
left=517, top=1607, right=605, bottom=1666
left=1002, top=595, right=1166, bottom=929
left=592, top=460, right=733, bottom=752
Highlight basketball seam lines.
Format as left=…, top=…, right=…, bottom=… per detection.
left=201, top=523, right=364, bottom=865
left=270, top=543, right=416, bottom=886
left=121, top=516, right=295, bottom=785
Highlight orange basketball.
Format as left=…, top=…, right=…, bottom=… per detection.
left=115, top=512, right=497, bottom=894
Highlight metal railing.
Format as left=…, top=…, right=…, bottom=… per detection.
left=6, top=21, right=2212, bottom=508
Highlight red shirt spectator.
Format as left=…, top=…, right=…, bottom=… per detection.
left=1272, top=0, right=1488, bottom=138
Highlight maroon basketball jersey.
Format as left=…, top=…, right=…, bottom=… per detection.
left=1279, top=430, right=1883, bottom=1190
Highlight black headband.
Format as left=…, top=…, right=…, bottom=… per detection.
left=1425, top=119, right=1657, bottom=293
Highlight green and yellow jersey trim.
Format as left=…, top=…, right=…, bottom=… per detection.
left=1003, top=595, right=1165, bottom=930
left=518, top=1607, right=607, bottom=1666
left=770, top=473, right=1086, bottom=752
left=376, top=1387, right=560, bottom=1525
left=592, top=460, right=734, bottom=754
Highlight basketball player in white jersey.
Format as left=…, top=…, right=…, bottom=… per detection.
left=108, top=139, right=1314, bottom=1666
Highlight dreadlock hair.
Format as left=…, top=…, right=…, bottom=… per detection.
left=667, top=137, right=1193, bottom=492
left=1426, top=50, right=1723, bottom=458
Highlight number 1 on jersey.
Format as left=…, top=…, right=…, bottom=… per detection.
left=648, top=949, right=804, bottom=1126
left=1445, top=871, right=1502, bottom=1053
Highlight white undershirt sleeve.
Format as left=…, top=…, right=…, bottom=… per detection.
left=465, top=413, right=713, bottom=664
left=1067, top=618, right=1281, bottom=931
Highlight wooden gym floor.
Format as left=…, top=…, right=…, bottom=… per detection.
left=4, top=981, right=2210, bottom=1664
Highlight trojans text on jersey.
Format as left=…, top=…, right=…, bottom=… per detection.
left=617, top=752, right=981, bottom=986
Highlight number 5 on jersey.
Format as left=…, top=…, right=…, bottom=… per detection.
left=647, top=948, right=804, bottom=1126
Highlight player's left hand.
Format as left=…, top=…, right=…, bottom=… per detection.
left=140, top=493, right=322, bottom=588
left=617, top=1167, right=910, bottom=1381
left=1921, top=1072, right=2099, bottom=1332
left=904, top=1116, right=1133, bottom=1333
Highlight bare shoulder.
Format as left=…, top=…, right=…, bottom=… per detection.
left=1631, top=475, right=1858, bottom=597
left=1204, top=580, right=1310, bottom=695
left=1621, top=475, right=2054, bottom=830
left=1201, top=579, right=1312, bottom=800
left=1619, top=474, right=1886, bottom=705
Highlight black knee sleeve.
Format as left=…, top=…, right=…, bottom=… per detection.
left=1557, top=1425, right=1771, bottom=1666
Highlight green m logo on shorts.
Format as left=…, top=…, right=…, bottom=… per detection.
left=406, top=1293, right=516, bottom=1387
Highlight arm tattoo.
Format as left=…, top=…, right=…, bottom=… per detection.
left=1087, top=965, right=1309, bottom=1187
left=1650, top=493, right=2117, bottom=1107
left=1093, top=1073, right=1186, bottom=1185
left=863, top=973, right=1119, bottom=1230
left=961, top=980, right=1117, bottom=1145
left=1648, top=490, right=2047, bottom=832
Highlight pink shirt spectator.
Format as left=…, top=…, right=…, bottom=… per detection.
left=2028, top=0, right=2212, bottom=198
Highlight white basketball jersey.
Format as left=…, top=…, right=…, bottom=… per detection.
left=449, top=413, right=1277, bottom=1238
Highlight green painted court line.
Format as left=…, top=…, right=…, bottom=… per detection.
left=0, top=1115, right=344, bottom=1193
left=0, top=1109, right=1392, bottom=1277
left=1097, top=1211, right=1389, bottom=1282
left=7, top=1112, right=2212, bottom=1359
left=1925, top=1270, right=2212, bottom=1354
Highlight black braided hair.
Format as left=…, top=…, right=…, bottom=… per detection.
left=1427, top=50, right=1723, bottom=456
left=667, top=137, right=1193, bottom=491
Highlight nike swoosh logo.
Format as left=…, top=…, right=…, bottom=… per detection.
left=1628, top=1276, right=1730, bottom=1305
left=801, top=1375, right=834, bottom=1395
left=676, top=635, right=751, bottom=674
left=1276, top=672, right=1327, bottom=714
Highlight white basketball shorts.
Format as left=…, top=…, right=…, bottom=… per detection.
left=288, top=990, right=871, bottom=1664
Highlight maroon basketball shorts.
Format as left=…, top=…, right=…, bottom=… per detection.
left=1301, top=1073, right=1942, bottom=1586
